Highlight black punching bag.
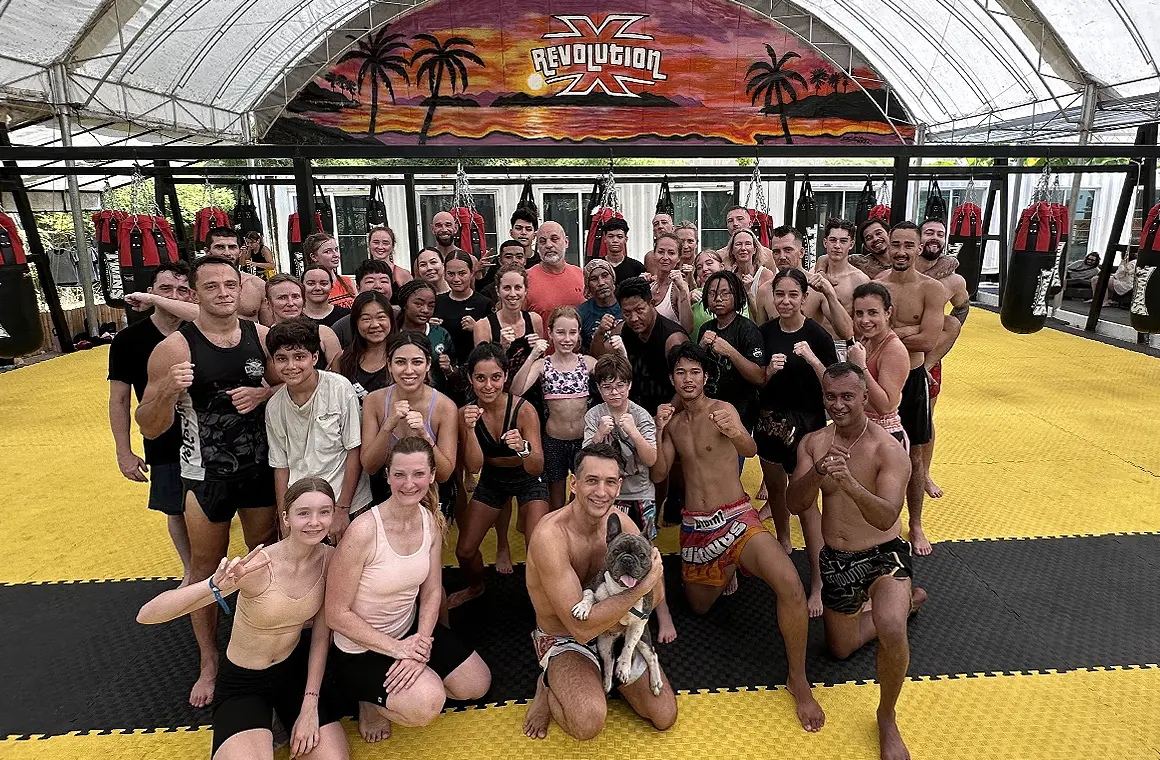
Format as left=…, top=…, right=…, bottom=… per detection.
left=1001, top=202, right=1058, bottom=334
left=366, top=180, right=388, bottom=228
left=948, top=203, right=983, bottom=299
left=1130, top=202, right=1160, bottom=333
left=795, top=179, right=818, bottom=269
left=924, top=180, right=948, bottom=224
left=0, top=212, right=45, bottom=358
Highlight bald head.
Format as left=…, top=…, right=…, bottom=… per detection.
left=431, top=211, right=457, bottom=247
left=537, top=220, right=569, bottom=268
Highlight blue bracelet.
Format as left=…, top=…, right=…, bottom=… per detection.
left=208, top=578, right=232, bottom=615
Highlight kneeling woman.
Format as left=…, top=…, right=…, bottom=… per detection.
left=137, top=479, right=347, bottom=760
left=327, top=436, right=491, bottom=743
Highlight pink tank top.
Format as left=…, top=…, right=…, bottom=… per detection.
left=333, top=505, right=434, bottom=653
left=654, top=279, right=680, bottom=323
left=865, top=332, right=905, bottom=436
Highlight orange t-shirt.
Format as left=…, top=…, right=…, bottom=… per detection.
left=525, top=264, right=585, bottom=328
left=328, top=276, right=356, bottom=309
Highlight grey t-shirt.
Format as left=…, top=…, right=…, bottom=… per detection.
left=584, top=401, right=656, bottom=502
left=331, top=314, right=354, bottom=349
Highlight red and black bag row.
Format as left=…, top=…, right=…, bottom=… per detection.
left=194, top=207, right=232, bottom=246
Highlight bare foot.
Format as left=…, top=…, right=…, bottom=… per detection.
left=786, top=675, right=826, bottom=732
left=757, top=505, right=772, bottom=522
left=723, top=573, right=739, bottom=596
left=496, top=545, right=514, bottom=575
left=924, top=477, right=943, bottom=499
left=807, top=587, right=823, bottom=618
left=909, top=525, right=932, bottom=556
left=909, top=587, right=929, bottom=615
left=756, top=482, right=769, bottom=501
left=522, top=675, right=551, bottom=739
left=447, top=585, right=485, bottom=609
left=878, top=711, right=910, bottom=760
left=359, top=701, right=392, bottom=743
left=655, top=602, right=678, bottom=644
left=188, top=659, right=217, bottom=708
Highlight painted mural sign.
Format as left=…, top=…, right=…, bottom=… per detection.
left=269, top=0, right=914, bottom=146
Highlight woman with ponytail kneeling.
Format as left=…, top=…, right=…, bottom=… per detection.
left=325, top=436, right=491, bottom=744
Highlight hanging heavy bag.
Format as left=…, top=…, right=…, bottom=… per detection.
left=924, top=180, right=948, bottom=224
left=854, top=178, right=876, bottom=228
left=656, top=177, right=675, bottom=218
left=194, top=207, right=231, bottom=248
left=1130, top=201, right=1160, bottom=333
left=451, top=206, right=487, bottom=258
left=586, top=207, right=623, bottom=260
left=948, top=203, right=984, bottom=299
left=0, top=211, right=45, bottom=357
left=232, top=183, right=262, bottom=236
left=92, top=209, right=127, bottom=307
left=1045, top=203, right=1069, bottom=297
left=869, top=204, right=891, bottom=224
left=366, top=180, right=389, bottom=228
left=516, top=179, right=539, bottom=221
left=313, top=184, right=335, bottom=236
left=117, top=215, right=179, bottom=300
left=1001, top=202, right=1058, bottom=334
left=288, top=211, right=325, bottom=278
left=795, top=179, right=819, bottom=268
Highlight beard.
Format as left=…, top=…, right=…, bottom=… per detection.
left=435, top=231, right=454, bottom=246
left=921, top=241, right=943, bottom=260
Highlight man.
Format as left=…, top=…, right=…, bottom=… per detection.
left=108, top=262, right=194, bottom=584
left=876, top=222, right=948, bottom=556
left=756, top=226, right=851, bottom=335
left=525, top=221, right=585, bottom=328
left=675, top=221, right=698, bottom=285
left=265, top=317, right=371, bottom=542
left=523, top=443, right=677, bottom=740
left=913, top=219, right=971, bottom=499
left=205, top=227, right=266, bottom=320
left=850, top=218, right=892, bottom=278
left=430, top=210, right=461, bottom=259
left=718, top=205, right=775, bottom=270
left=787, top=363, right=926, bottom=760
left=511, top=208, right=541, bottom=267
left=601, top=217, right=645, bottom=284
left=136, top=254, right=277, bottom=708
left=576, top=259, right=621, bottom=352
left=479, top=238, right=528, bottom=303
left=330, top=259, right=396, bottom=348
left=650, top=342, right=825, bottom=732
left=813, top=219, right=870, bottom=360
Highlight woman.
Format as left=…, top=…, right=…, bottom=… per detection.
left=726, top=228, right=774, bottom=318
left=849, top=282, right=910, bottom=447
left=327, top=436, right=491, bottom=745
left=754, top=268, right=837, bottom=618
left=647, top=233, right=693, bottom=333
left=696, top=270, right=767, bottom=438
left=361, top=332, right=458, bottom=512
left=436, top=252, right=493, bottom=389
left=265, top=274, right=342, bottom=370
left=396, top=280, right=457, bottom=394
left=137, top=478, right=348, bottom=760
left=368, top=226, right=412, bottom=297
left=471, top=263, right=543, bottom=384
left=450, top=343, right=547, bottom=609
left=303, top=265, right=352, bottom=329
left=304, top=233, right=356, bottom=309
left=337, top=291, right=393, bottom=403
left=412, top=247, right=450, bottom=295
left=511, top=306, right=596, bottom=511
left=691, top=249, right=737, bottom=336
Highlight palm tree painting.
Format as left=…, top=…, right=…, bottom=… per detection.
left=746, top=44, right=809, bottom=144
left=809, top=66, right=830, bottom=94
left=338, top=29, right=411, bottom=136
left=410, top=34, right=485, bottom=145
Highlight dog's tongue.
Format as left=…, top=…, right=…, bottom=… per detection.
left=620, top=575, right=638, bottom=589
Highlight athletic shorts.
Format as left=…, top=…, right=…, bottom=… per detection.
left=755, top=409, right=826, bottom=472
left=212, top=630, right=340, bottom=755
left=679, top=497, right=766, bottom=587
left=928, top=361, right=942, bottom=400
left=329, top=619, right=476, bottom=708
left=899, top=366, right=933, bottom=447
left=614, top=499, right=657, bottom=541
left=472, top=464, right=548, bottom=510
left=531, top=628, right=646, bottom=687
left=834, top=338, right=853, bottom=363
left=542, top=434, right=582, bottom=484
left=147, top=462, right=184, bottom=515
left=183, top=467, right=276, bottom=524
left=820, top=537, right=913, bottom=616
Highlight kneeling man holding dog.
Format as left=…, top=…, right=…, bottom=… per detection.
left=524, top=443, right=678, bottom=740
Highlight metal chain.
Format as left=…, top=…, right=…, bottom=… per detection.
left=745, top=160, right=767, bottom=213
left=598, top=160, right=619, bottom=211
left=453, top=163, right=477, bottom=212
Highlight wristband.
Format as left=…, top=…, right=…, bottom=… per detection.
left=516, top=440, right=531, bottom=458
left=207, top=577, right=232, bottom=615
left=303, top=690, right=320, bottom=698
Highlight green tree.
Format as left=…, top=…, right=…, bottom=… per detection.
left=746, top=45, right=808, bottom=145
left=410, top=34, right=484, bottom=145
left=339, top=30, right=411, bottom=137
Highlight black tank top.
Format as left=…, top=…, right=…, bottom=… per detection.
left=474, top=393, right=527, bottom=459
left=177, top=320, right=269, bottom=480
left=349, top=363, right=388, bottom=404
left=486, top=311, right=535, bottom=389
left=622, top=314, right=685, bottom=415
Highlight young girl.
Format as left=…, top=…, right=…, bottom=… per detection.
left=367, top=226, right=411, bottom=298
left=304, top=233, right=356, bottom=308
left=436, top=251, right=493, bottom=401
left=327, top=436, right=490, bottom=745
left=511, top=305, right=597, bottom=510
left=337, top=291, right=393, bottom=403
left=302, top=265, right=351, bottom=329
left=137, top=478, right=349, bottom=760
left=395, top=279, right=457, bottom=394
left=412, top=247, right=450, bottom=295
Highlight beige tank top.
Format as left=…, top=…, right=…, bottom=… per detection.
left=226, top=548, right=326, bottom=668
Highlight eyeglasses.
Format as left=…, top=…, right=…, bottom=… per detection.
left=598, top=381, right=628, bottom=393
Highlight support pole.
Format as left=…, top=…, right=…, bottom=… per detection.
left=890, top=156, right=910, bottom=222
left=976, top=167, right=1003, bottom=302
left=292, top=157, right=316, bottom=238
left=154, top=159, right=188, bottom=260
left=1142, top=122, right=1158, bottom=216
left=1054, top=82, right=1099, bottom=310
left=1087, top=128, right=1147, bottom=331
left=997, top=159, right=1011, bottom=304
left=783, top=173, right=795, bottom=226
left=404, top=172, right=420, bottom=265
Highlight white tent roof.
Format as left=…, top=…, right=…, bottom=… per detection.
left=0, top=0, right=1156, bottom=144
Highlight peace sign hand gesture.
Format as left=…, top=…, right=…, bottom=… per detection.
left=212, top=545, right=270, bottom=594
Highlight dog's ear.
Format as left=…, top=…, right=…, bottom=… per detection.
left=606, top=513, right=621, bottom=545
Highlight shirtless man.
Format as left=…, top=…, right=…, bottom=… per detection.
left=912, top=219, right=971, bottom=498
left=812, top=218, right=870, bottom=360
left=756, top=226, right=850, bottom=337
left=718, top=205, right=776, bottom=270
left=850, top=218, right=892, bottom=279
left=650, top=342, right=825, bottom=732
left=787, top=362, right=926, bottom=760
left=206, top=227, right=266, bottom=321
left=523, top=442, right=677, bottom=740
left=875, top=222, right=947, bottom=556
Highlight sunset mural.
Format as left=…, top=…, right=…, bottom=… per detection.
left=267, top=0, right=915, bottom=146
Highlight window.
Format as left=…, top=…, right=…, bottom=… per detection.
left=333, top=195, right=369, bottom=273
left=670, top=189, right=733, bottom=249
left=419, top=193, right=498, bottom=255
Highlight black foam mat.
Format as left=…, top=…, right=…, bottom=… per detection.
left=2, top=534, right=1158, bottom=737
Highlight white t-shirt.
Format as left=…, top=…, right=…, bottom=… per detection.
left=266, top=371, right=373, bottom=510
left=584, top=401, right=656, bottom=502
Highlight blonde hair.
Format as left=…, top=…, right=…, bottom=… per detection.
left=386, top=437, right=447, bottom=536
left=548, top=304, right=580, bottom=331
left=724, top=228, right=760, bottom=270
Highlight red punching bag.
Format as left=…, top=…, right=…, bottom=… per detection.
left=92, top=209, right=128, bottom=307
left=451, top=206, right=486, bottom=258
left=1130, top=202, right=1160, bottom=333
left=869, top=204, right=892, bottom=224
left=288, top=211, right=325, bottom=277
left=194, top=207, right=231, bottom=248
left=0, top=212, right=45, bottom=358
left=948, top=203, right=984, bottom=298
left=1001, top=201, right=1058, bottom=334
left=586, top=207, right=624, bottom=260
left=117, top=214, right=179, bottom=301
left=1045, top=202, right=1070, bottom=297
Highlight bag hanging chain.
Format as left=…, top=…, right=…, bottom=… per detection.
left=453, top=162, right=477, bottom=214
left=598, top=159, right=620, bottom=212
left=877, top=179, right=890, bottom=206
left=1032, top=164, right=1051, bottom=203
left=128, top=165, right=145, bottom=230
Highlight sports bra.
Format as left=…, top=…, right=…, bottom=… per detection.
left=865, top=332, right=905, bottom=434
left=654, top=279, right=679, bottom=323
left=228, top=548, right=326, bottom=666
left=542, top=355, right=590, bottom=400
left=383, top=385, right=438, bottom=445
left=487, top=311, right=535, bottom=388
left=474, top=393, right=527, bottom=459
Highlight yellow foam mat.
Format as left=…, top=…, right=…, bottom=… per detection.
left=1, top=310, right=1157, bottom=584
left=3, top=667, right=1157, bottom=759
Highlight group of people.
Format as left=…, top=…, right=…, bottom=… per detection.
left=108, top=203, right=969, bottom=760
